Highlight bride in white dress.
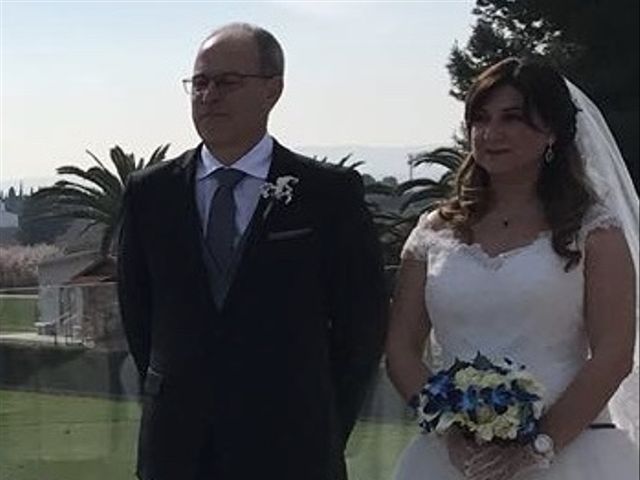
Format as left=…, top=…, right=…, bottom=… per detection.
left=386, top=58, right=639, bottom=480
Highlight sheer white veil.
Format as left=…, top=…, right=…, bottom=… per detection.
left=565, top=79, right=639, bottom=445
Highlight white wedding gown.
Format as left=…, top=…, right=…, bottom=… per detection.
left=394, top=205, right=639, bottom=480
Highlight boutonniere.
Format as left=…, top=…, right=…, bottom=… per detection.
left=260, top=175, right=299, bottom=205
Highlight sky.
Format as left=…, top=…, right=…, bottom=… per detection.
left=0, top=0, right=474, bottom=186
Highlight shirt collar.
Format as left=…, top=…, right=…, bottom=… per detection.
left=197, top=134, right=273, bottom=181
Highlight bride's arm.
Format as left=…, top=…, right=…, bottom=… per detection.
left=387, top=241, right=486, bottom=477
left=466, top=226, right=636, bottom=480
left=385, top=256, right=432, bottom=403
left=540, top=226, right=636, bottom=451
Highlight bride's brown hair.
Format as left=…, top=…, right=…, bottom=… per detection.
left=439, top=57, right=598, bottom=270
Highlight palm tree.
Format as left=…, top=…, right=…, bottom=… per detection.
left=369, top=147, right=466, bottom=265
left=399, top=147, right=465, bottom=216
left=30, top=144, right=170, bottom=257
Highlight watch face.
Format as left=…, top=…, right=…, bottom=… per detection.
left=534, top=434, right=553, bottom=454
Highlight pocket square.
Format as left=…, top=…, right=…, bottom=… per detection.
left=266, top=227, right=313, bottom=241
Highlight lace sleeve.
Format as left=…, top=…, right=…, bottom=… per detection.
left=400, top=213, right=436, bottom=262
left=578, top=203, right=624, bottom=249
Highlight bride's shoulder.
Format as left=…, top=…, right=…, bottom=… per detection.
left=578, top=201, right=629, bottom=258
left=415, top=209, right=449, bottom=232
left=579, top=202, right=624, bottom=242
left=401, top=209, right=451, bottom=262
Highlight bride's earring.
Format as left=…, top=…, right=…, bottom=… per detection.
left=544, top=140, right=555, bottom=164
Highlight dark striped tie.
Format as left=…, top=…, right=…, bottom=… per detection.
left=205, top=168, right=246, bottom=274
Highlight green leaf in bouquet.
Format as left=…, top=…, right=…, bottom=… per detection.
left=472, top=352, right=494, bottom=371
left=448, top=357, right=471, bottom=375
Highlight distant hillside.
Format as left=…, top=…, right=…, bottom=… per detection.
left=0, top=177, right=57, bottom=194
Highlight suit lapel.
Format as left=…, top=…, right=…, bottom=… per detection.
left=238, top=142, right=294, bottom=252
left=176, top=146, right=221, bottom=313
left=178, top=146, right=203, bottom=237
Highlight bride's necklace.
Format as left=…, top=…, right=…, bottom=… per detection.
left=493, top=208, right=541, bottom=229
left=495, top=213, right=531, bottom=229
left=497, top=213, right=545, bottom=230
left=490, top=211, right=517, bottom=228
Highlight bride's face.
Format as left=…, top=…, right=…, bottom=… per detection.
left=470, top=85, right=554, bottom=178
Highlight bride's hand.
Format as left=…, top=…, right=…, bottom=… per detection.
left=445, top=430, right=483, bottom=476
left=465, top=443, right=550, bottom=480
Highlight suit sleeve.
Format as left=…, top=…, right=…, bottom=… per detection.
left=326, top=170, right=389, bottom=446
left=117, top=176, right=152, bottom=377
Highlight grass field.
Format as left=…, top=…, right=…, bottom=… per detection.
left=0, top=297, right=38, bottom=333
left=0, top=389, right=415, bottom=480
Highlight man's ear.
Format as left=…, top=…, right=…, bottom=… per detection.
left=263, top=77, right=283, bottom=111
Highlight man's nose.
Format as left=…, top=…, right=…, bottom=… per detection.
left=199, top=82, right=221, bottom=103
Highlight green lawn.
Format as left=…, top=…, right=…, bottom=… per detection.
left=0, top=297, right=38, bottom=333
left=0, top=389, right=415, bottom=480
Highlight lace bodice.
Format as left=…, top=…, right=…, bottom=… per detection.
left=401, top=204, right=622, bottom=407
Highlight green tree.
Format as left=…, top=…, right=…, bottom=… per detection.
left=28, top=145, right=170, bottom=256
left=18, top=194, right=72, bottom=245
left=447, top=0, right=639, bottom=187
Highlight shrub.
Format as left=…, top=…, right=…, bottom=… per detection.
left=0, top=245, right=61, bottom=289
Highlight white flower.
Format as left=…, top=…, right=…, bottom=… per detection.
left=472, top=405, right=520, bottom=443
left=435, top=411, right=461, bottom=433
left=454, top=367, right=505, bottom=389
left=260, top=176, right=299, bottom=205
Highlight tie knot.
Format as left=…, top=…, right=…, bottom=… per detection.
left=214, top=168, right=246, bottom=189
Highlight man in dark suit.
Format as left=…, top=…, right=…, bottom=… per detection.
left=118, top=22, right=387, bottom=480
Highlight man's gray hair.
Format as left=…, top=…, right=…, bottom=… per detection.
left=207, top=23, right=285, bottom=76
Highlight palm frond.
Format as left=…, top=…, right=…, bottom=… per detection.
left=410, top=147, right=466, bottom=171
left=396, top=178, right=442, bottom=194
left=55, top=165, right=121, bottom=199
left=110, top=146, right=137, bottom=185
left=37, top=144, right=167, bottom=258
left=365, top=184, right=397, bottom=196
left=148, top=144, right=170, bottom=164
left=84, top=149, right=111, bottom=172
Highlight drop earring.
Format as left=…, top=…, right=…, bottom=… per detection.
left=544, top=141, right=554, bottom=164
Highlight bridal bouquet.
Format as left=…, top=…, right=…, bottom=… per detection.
left=417, top=353, right=545, bottom=444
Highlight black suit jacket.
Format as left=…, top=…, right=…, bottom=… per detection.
left=117, top=141, right=387, bottom=480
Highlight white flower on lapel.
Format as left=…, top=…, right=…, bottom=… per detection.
left=260, top=176, right=299, bottom=205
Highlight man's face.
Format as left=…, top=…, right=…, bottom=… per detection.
left=190, top=33, right=282, bottom=151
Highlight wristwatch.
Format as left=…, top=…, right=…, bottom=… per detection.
left=533, top=433, right=555, bottom=461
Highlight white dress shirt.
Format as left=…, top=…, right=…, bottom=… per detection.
left=196, top=135, right=273, bottom=240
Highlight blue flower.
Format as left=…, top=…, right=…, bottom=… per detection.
left=422, top=395, right=448, bottom=415
left=421, top=373, right=455, bottom=418
left=511, top=380, right=541, bottom=403
left=516, top=414, right=539, bottom=443
left=480, top=384, right=514, bottom=414
left=425, top=371, right=453, bottom=397
left=454, top=387, right=480, bottom=421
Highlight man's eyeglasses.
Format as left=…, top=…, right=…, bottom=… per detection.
left=182, top=72, right=277, bottom=96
